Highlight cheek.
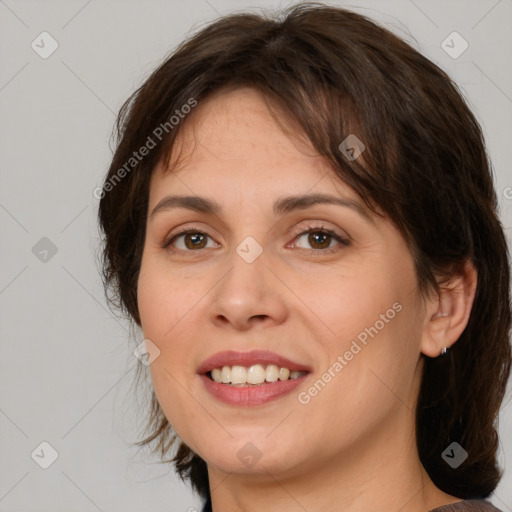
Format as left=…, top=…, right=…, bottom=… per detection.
left=297, top=263, right=419, bottom=410
left=137, top=256, right=160, bottom=331
left=137, top=258, right=203, bottom=388
left=299, top=310, right=418, bottom=449
left=138, top=262, right=204, bottom=445
left=292, top=264, right=402, bottom=350
left=137, top=256, right=199, bottom=339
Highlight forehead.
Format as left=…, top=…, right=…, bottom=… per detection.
left=146, top=87, right=382, bottom=227
left=162, top=87, right=322, bottom=173
left=146, top=88, right=383, bottom=231
left=151, top=87, right=347, bottom=202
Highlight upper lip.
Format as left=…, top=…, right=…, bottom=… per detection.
left=197, top=350, right=312, bottom=374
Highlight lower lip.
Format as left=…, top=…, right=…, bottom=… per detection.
left=199, top=374, right=308, bottom=406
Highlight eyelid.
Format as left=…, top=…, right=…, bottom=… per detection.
left=162, top=226, right=218, bottom=249
left=162, top=221, right=351, bottom=253
left=289, top=221, right=351, bottom=243
left=287, top=223, right=351, bottom=255
left=162, top=220, right=219, bottom=242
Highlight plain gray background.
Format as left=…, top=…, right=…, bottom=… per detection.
left=1, top=0, right=511, bottom=510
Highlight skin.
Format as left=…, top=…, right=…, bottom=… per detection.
left=137, top=87, right=477, bottom=512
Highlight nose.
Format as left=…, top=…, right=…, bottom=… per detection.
left=208, top=244, right=288, bottom=332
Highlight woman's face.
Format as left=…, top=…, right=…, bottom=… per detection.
left=137, top=87, right=430, bottom=480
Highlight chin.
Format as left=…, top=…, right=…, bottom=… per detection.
left=196, top=436, right=305, bottom=476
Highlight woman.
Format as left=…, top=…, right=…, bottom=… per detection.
left=97, top=3, right=510, bottom=511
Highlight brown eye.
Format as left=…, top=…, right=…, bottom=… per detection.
left=305, top=231, right=332, bottom=249
left=292, top=226, right=350, bottom=253
left=182, top=232, right=208, bottom=250
left=163, top=230, right=216, bottom=251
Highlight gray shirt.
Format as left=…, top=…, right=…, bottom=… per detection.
left=430, top=500, right=502, bottom=511
left=201, top=498, right=502, bottom=511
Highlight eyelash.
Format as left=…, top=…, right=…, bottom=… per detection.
left=162, top=223, right=350, bottom=256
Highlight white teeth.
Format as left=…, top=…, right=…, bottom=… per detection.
left=211, top=368, right=222, bottom=382
left=247, top=364, right=266, bottom=384
left=278, top=367, right=290, bottom=381
left=221, top=366, right=231, bottom=383
left=266, top=364, right=279, bottom=382
left=231, top=365, right=247, bottom=384
left=209, top=364, right=306, bottom=385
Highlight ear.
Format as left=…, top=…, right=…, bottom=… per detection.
left=420, top=260, right=478, bottom=358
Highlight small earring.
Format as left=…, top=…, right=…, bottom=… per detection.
left=440, top=347, right=449, bottom=356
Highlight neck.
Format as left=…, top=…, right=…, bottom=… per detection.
left=206, top=404, right=459, bottom=512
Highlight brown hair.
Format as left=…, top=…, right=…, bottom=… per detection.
left=98, top=2, right=511, bottom=501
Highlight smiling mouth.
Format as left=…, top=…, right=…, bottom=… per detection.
left=207, top=364, right=308, bottom=386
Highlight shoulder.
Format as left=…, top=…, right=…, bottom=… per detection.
left=430, top=499, right=503, bottom=511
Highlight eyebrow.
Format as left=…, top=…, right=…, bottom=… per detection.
left=150, top=193, right=373, bottom=223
